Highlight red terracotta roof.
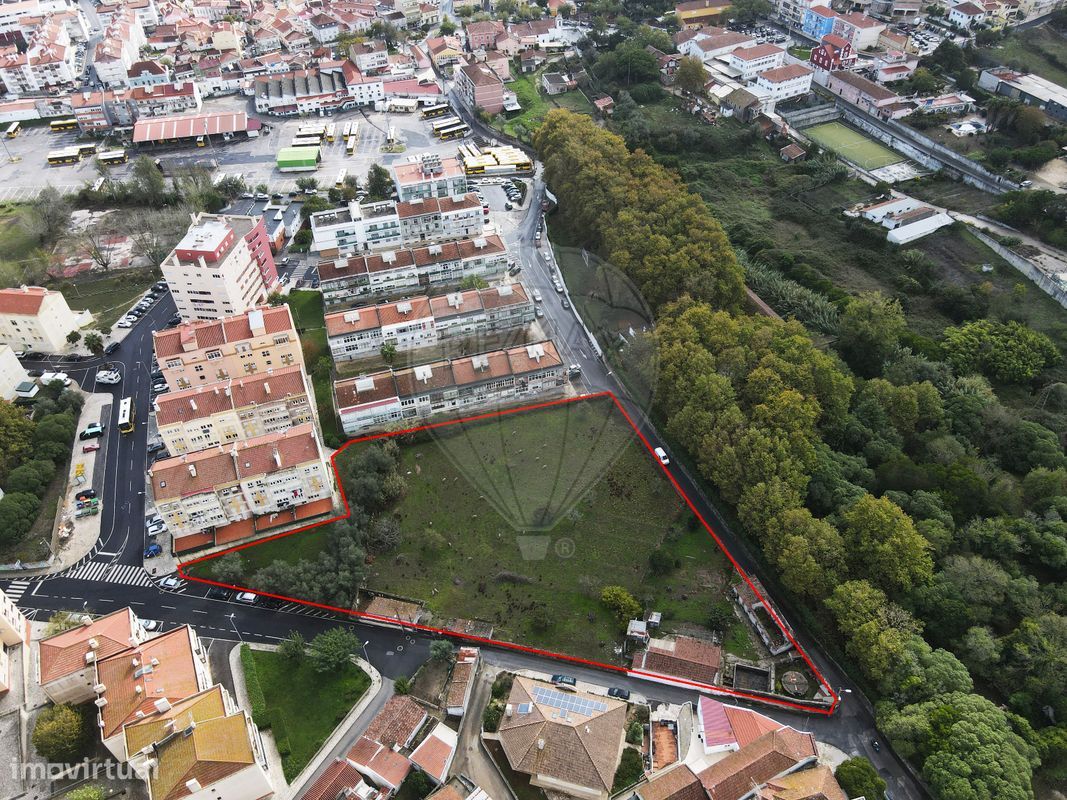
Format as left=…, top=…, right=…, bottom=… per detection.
left=0, top=286, right=51, bottom=315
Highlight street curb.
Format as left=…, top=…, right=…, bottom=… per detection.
left=284, top=653, right=385, bottom=799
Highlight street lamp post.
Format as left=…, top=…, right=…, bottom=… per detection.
left=227, top=613, right=243, bottom=642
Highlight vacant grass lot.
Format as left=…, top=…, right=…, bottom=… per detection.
left=232, top=397, right=753, bottom=664
left=980, top=25, right=1067, bottom=88
left=56, top=268, right=159, bottom=329
left=248, top=648, right=370, bottom=780
left=286, top=291, right=341, bottom=445
left=497, top=69, right=596, bottom=141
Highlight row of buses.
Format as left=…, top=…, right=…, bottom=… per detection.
left=428, top=115, right=471, bottom=141
left=47, top=145, right=127, bottom=166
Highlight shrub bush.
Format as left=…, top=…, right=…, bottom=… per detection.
left=240, top=645, right=270, bottom=729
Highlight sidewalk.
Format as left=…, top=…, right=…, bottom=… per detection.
left=229, top=642, right=385, bottom=800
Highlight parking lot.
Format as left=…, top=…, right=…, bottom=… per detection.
left=0, top=123, right=115, bottom=201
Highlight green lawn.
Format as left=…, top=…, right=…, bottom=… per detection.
left=285, top=291, right=341, bottom=446
left=803, top=122, right=905, bottom=170
left=248, top=648, right=370, bottom=780
left=980, top=25, right=1067, bottom=88
left=497, top=69, right=596, bottom=141
left=53, top=268, right=160, bottom=330
left=232, top=397, right=752, bottom=664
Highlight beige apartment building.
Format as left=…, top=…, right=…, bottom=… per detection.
left=0, top=585, right=27, bottom=694
left=0, top=286, right=86, bottom=353
left=153, top=306, right=304, bottom=391
left=148, top=423, right=333, bottom=550
left=0, top=344, right=30, bottom=401
left=153, top=365, right=315, bottom=455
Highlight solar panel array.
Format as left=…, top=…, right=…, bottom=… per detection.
left=532, top=685, right=608, bottom=717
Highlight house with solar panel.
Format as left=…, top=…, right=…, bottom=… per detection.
left=496, top=677, right=627, bottom=800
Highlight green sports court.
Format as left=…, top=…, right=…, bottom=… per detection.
left=803, top=121, right=905, bottom=170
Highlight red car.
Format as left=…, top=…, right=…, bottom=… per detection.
left=82, top=443, right=100, bottom=453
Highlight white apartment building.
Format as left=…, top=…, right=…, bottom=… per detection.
left=92, top=9, right=146, bottom=87
left=0, top=16, right=78, bottom=94
left=0, top=585, right=27, bottom=695
left=755, top=64, right=814, bottom=105
left=153, top=305, right=304, bottom=391
left=154, top=365, right=315, bottom=455
left=679, top=28, right=757, bottom=63
left=0, top=286, right=85, bottom=353
left=325, top=283, right=534, bottom=361
left=392, top=154, right=468, bottom=201
left=310, top=194, right=485, bottom=257
left=318, top=235, right=509, bottom=308
left=726, top=44, right=785, bottom=81
left=149, top=423, right=333, bottom=543
left=0, top=344, right=30, bottom=401
left=775, top=0, right=815, bottom=28
left=162, top=214, right=278, bottom=322
left=0, top=0, right=85, bottom=36
left=335, top=341, right=565, bottom=434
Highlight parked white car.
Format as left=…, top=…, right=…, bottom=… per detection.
left=41, top=372, right=71, bottom=387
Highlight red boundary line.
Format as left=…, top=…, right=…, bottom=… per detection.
left=177, top=391, right=841, bottom=715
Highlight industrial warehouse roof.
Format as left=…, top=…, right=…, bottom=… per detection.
left=133, top=111, right=249, bottom=143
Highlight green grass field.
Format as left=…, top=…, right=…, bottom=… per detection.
left=497, top=69, right=595, bottom=141
left=982, top=26, right=1067, bottom=88
left=56, top=269, right=160, bottom=329
left=804, top=122, right=905, bottom=170
left=248, top=648, right=370, bottom=780
left=231, top=396, right=755, bottom=664
left=285, top=291, right=341, bottom=445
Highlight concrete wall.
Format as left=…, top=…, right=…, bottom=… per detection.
left=968, top=226, right=1067, bottom=310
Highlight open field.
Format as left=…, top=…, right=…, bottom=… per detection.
left=979, top=25, right=1067, bottom=88
left=285, top=291, right=341, bottom=445
left=497, top=70, right=595, bottom=141
left=55, top=268, right=159, bottom=330
left=246, top=647, right=370, bottom=780
left=225, top=396, right=757, bottom=665
left=803, top=122, right=905, bottom=170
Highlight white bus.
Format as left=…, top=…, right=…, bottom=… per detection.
left=335, top=168, right=348, bottom=188
left=342, top=121, right=352, bottom=138
left=118, top=397, right=135, bottom=434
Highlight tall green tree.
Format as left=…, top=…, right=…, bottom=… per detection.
left=837, top=292, right=906, bottom=377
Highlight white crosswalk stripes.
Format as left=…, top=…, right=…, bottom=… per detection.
left=65, top=561, right=155, bottom=587
left=4, top=580, right=31, bottom=603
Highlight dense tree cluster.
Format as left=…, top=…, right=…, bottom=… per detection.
left=533, top=110, right=1067, bottom=798
left=0, top=387, right=85, bottom=550
left=534, top=111, right=745, bottom=312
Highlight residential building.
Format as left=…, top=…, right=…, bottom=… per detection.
left=0, top=585, right=27, bottom=694
left=149, top=423, right=333, bottom=546
left=801, top=5, right=837, bottom=39
left=310, top=194, right=484, bottom=257
left=363, top=695, right=427, bottom=748
left=0, top=286, right=84, bottom=353
left=126, top=60, right=171, bottom=88
left=92, top=9, right=146, bottom=87
left=631, top=635, right=722, bottom=687
left=444, top=648, right=479, bottom=717
left=541, top=71, right=575, bottom=94
left=162, top=213, right=278, bottom=322
left=978, top=67, right=1067, bottom=122
left=466, top=19, right=505, bottom=49
left=824, top=69, right=900, bottom=115
left=696, top=697, right=784, bottom=755
left=153, top=305, right=303, bottom=391
left=696, top=728, right=819, bottom=800
left=497, top=676, right=626, bottom=800
left=726, top=44, right=785, bottom=81
left=393, top=155, right=468, bottom=201
left=757, top=765, right=847, bottom=800
left=334, top=340, right=565, bottom=434
left=253, top=62, right=384, bottom=115
left=677, top=27, right=756, bottom=63
left=809, top=34, right=855, bottom=71
left=426, top=36, right=464, bottom=71
left=153, top=366, right=314, bottom=455
left=456, top=61, right=504, bottom=114
left=318, top=235, right=508, bottom=308
left=632, top=765, right=706, bottom=800
left=349, top=40, right=389, bottom=72
left=874, top=50, right=919, bottom=83
left=830, top=12, right=885, bottom=50
left=775, top=0, right=815, bottom=28
left=948, top=0, right=987, bottom=25
left=675, top=0, right=733, bottom=28
left=0, top=345, right=30, bottom=401
left=347, top=738, right=412, bottom=790
left=302, top=760, right=384, bottom=800
left=755, top=64, right=813, bottom=105
left=124, top=684, right=274, bottom=800
left=0, top=16, right=77, bottom=94
left=410, top=723, right=457, bottom=785
left=326, top=283, right=533, bottom=361
left=37, top=608, right=149, bottom=704
left=128, top=81, right=202, bottom=117
left=97, top=625, right=213, bottom=759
